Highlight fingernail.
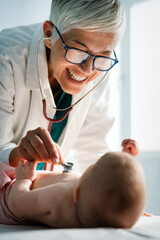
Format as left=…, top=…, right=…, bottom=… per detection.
left=52, top=158, right=58, bottom=164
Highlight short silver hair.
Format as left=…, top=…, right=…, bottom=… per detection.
left=49, top=0, right=126, bottom=42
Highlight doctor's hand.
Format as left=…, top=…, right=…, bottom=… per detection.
left=9, top=127, right=63, bottom=167
left=121, top=139, right=140, bottom=157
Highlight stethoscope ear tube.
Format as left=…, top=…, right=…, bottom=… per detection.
left=36, top=37, right=51, bottom=100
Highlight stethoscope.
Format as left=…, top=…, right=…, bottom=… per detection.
left=35, top=37, right=109, bottom=172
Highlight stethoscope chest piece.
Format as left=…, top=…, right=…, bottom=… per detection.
left=62, top=162, right=74, bottom=173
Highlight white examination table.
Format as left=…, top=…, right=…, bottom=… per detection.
left=0, top=216, right=160, bottom=240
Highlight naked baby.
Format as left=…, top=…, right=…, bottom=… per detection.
left=0, top=139, right=146, bottom=228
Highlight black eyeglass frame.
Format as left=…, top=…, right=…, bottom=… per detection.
left=54, top=25, right=119, bottom=72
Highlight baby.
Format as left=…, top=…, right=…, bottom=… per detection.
left=0, top=139, right=146, bottom=228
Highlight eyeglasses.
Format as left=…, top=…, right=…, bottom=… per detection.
left=54, top=25, right=119, bottom=72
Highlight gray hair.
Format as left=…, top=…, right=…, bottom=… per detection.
left=49, top=0, right=126, bottom=42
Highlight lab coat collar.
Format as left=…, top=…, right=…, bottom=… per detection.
left=26, top=23, right=49, bottom=90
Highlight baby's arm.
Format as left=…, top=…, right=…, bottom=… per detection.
left=8, top=160, right=37, bottom=217
left=8, top=160, right=51, bottom=221
left=121, top=139, right=140, bottom=157
left=8, top=160, right=66, bottom=225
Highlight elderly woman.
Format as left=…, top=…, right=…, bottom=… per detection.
left=0, top=0, right=125, bottom=172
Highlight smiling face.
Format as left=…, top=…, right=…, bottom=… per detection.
left=43, top=21, right=118, bottom=95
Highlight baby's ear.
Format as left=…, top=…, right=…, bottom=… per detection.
left=73, top=186, right=80, bottom=203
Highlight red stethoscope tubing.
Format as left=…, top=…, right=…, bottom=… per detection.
left=35, top=38, right=108, bottom=170
left=42, top=99, right=73, bottom=130
left=42, top=99, right=73, bottom=171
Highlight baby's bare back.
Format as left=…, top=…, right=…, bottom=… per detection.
left=32, top=170, right=80, bottom=189
left=30, top=171, right=81, bottom=228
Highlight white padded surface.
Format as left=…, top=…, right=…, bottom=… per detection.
left=0, top=216, right=160, bottom=240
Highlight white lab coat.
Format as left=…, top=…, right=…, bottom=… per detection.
left=0, top=23, right=114, bottom=172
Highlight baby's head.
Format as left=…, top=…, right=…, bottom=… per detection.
left=75, top=152, right=146, bottom=228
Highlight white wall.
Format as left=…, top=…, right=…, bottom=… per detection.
left=130, top=0, right=160, bottom=215
left=121, top=0, right=160, bottom=215
left=130, top=0, right=160, bottom=152
left=0, top=0, right=51, bottom=31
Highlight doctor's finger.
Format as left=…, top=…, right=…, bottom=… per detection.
left=30, top=135, right=50, bottom=160
left=55, top=143, right=63, bottom=161
left=37, top=128, right=59, bottom=160
left=19, top=137, right=36, bottom=159
left=18, top=145, right=35, bottom=161
left=49, top=141, right=60, bottom=162
left=20, top=137, right=45, bottom=161
left=25, top=141, right=43, bottom=159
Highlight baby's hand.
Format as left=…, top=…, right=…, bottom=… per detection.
left=142, top=212, right=152, bottom=217
left=121, top=139, right=140, bottom=157
left=15, top=160, right=37, bottom=182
